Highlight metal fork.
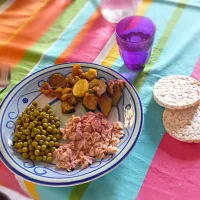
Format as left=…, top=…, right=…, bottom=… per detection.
left=0, top=64, right=11, bottom=93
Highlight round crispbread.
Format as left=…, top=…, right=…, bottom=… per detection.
left=163, top=104, right=200, bottom=143
left=153, top=75, right=200, bottom=109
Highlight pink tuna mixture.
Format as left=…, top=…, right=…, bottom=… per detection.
left=54, top=112, right=123, bottom=171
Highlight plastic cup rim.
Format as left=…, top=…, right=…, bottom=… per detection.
left=115, top=15, right=156, bottom=44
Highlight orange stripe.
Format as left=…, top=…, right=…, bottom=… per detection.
left=0, top=0, right=44, bottom=44
left=24, top=180, right=40, bottom=200
left=0, top=0, right=72, bottom=68
left=55, top=8, right=101, bottom=64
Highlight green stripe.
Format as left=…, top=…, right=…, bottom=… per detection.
left=0, top=0, right=7, bottom=7
left=134, top=0, right=187, bottom=90
left=69, top=183, right=90, bottom=200
left=0, top=0, right=86, bottom=102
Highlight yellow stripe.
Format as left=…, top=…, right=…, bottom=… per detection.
left=0, top=0, right=49, bottom=50
left=102, top=0, right=153, bottom=67
left=24, top=180, right=40, bottom=200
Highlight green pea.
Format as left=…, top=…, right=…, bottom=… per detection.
left=31, top=133, right=36, bottom=138
left=49, top=141, right=54, bottom=147
left=20, top=127, right=24, bottom=131
left=16, top=132, right=22, bottom=137
left=21, top=135, right=26, bottom=141
left=17, top=120, right=22, bottom=125
left=42, top=118, right=48, bottom=123
left=35, top=145, right=41, bottom=150
left=22, top=153, right=29, bottom=159
left=24, top=123, right=29, bottom=128
left=47, top=109, right=53, bottom=114
left=42, top=130, right=47, bottom=135
left=41, top=151, right=45, bottom=156
left=47, top=123, right=51, bottom=126
left=29, top=145, right=34, bottom=151
left=26, top=135, right=31, bottom=140
left=40, top=112, right=46, bottom=118
left=35, top=135, right=41, bottom=141
left=24, top=129, right=30, bottom=135
left=52, top=129, right=57, bottom=134
left=33, top=120, right=38, bottom=126
left=44, top=141, right=49, bottom=146
left=36, top=156, right=42, bottom=161
left=13, top=136, right=19, bottom=142
left=39, top=140, right=44, bottom=145
left=22, top=147, right=28, bottom=153
left=14, top=143, right=18, bottom=149
left=54, top=142, right=59, bottom=148
left=54, top=117, right=59, bottom=122
left=35, top=129, right=41, bottom=135
left=47, top=157, right=52, bottom=162
left=51, top=147, right=56, bottom=153
left=55, top=134, right=61, bottom=140
left=23, top=142, right=28, bottom=147
left=30, top=115, right=35, bottom=121
left=49, top=116, right=54, bottom=120
left=47, top=126, right=52, bottom=132
left=34, top=150, right=40, bottom=156
left=43, top=123, right=48, bottom=129
left=49, top=135, right=53, bottom=139
left=16, top=125, right=21, bottom=130
left=46, top=137, right=50, bottom=142
left=32, top=101, right=37, bottom=106
left=28, top=139, right=33, bottom=145
left=41, top=135, right=46, bottom=140
left=42, top=156, right=47, bottom=161
left=41, top=145, right=47, bottom=151
left=38, top=126, right=43, bottom=131
left=25, top=118, right=30, bottom=123
left=30, top=155, right=36, bottom=160
left=37, top=121, right=42, bottom=126
left=17, top=142, right=23, bottom=149
left=55, top=121, right=60, bottom=127
left=45, top=104, right=50, bottom=109
left=32, top=141, right=38, bottom=147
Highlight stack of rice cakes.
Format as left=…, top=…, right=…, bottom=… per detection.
left=153, top=75, right=200, bottom=143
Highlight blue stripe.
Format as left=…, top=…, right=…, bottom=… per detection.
left=32, top=0, right=100, bottom=73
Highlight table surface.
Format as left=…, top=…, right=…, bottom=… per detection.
left=0, top=0, right=200, bottom=199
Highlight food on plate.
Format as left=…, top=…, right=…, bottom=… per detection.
left=88, top=79, right=107, bottom=97
left=61, top=101, right=75, bottom=114
left=98, top=95, right=112, bottom=117
left=49, top=73, right=66, bottom=88
left=13, top=102, right=62, bottom=162
left=54, top=112, right=124, bottom=171
left=107, top=80, right=125, bottom=106
left=83, top=93, right=98, bottom=111
left=163, top=104, right=200, bottom=143
left=153, top=75, right=200, bottom=110
left=40, top=64, right=125, bottom=116
left=73, top=79, right=89, bottom=97
left=153, top=75, right=200, bottom=143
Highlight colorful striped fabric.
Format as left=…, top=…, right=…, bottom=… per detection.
left=0, top=0, right=200, bottom=199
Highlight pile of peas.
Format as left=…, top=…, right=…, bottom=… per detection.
left=13, top=102, right=62, bottom=162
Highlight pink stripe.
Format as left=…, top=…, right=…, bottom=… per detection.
left=0, top=161, right=29, bottom=197
left=191, top=58, right=200, bottom=80
left=137, top=58, right=200, bottom=200
left=65, top=14, right=115, bottom=62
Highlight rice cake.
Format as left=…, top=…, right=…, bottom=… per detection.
left=153, top=75, right=200, bottom=109
left=163, top=104, right=200, bottom=143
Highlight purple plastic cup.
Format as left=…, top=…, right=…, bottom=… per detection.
left=116, top=16, right=156, bottom=70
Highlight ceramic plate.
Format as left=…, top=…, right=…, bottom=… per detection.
left=0, top=62, right=143, bottom=186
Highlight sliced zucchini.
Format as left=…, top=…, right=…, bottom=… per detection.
left=61, top=102, right=75, bottom=114
left=83, top=93, right=98, bottom=111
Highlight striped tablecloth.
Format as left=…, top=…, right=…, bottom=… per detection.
left=0, top=0, right=200, bottom=199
